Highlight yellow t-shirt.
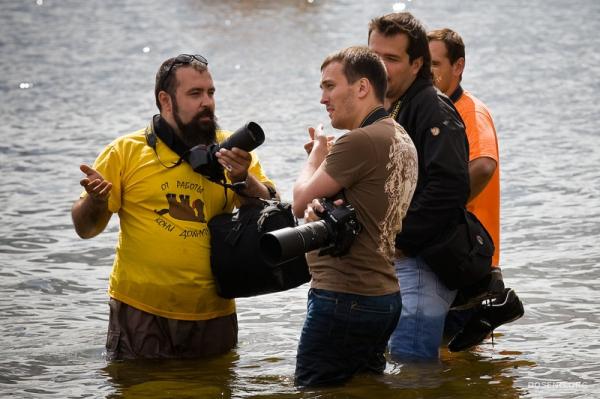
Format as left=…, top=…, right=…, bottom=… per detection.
left=455, top=90, right=500, bottom=266
left=89, top=127, right=274, bottom=320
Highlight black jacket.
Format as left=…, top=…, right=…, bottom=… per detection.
left=393, top=78, right=470, bottom=254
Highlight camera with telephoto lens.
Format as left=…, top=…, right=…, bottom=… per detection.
left=186, top=121, right=265, bottom=182
left=259, top=197, right=362, bottom=265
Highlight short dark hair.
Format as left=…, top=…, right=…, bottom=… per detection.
left=154, top=57, right=208, bottom=111
left=368, top=12, right=432, bottom=81
left=320, top=46, right=387, bottom=103
left=427, top=28, right=465, bottom=65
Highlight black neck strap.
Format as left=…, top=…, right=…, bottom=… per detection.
left=146, top=115, right=191, bottom=158
left=145, top=116, right=185, bottom=169
left=144, top=115, right=270, bottom=204
left=359, top=106, right=389, bottom=128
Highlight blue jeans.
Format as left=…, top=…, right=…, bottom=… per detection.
left=389, top=257, right=457, bottom=360
left=295, top=288, right=402, bottom=387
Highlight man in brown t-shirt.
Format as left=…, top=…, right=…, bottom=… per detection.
left=292, top=46, right=417, bottom=387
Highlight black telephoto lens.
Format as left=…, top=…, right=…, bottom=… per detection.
left=218, top=121, right=265, bottom=152
left=260, top=220, right=330, bottom=265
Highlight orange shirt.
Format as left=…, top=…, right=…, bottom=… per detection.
left=454, top=89, right=500, bottom=266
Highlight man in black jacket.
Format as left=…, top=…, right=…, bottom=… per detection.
left=368, top=12, right=470, bottom=359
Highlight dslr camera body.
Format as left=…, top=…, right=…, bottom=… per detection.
left=186, top=121, right=265, bottom=183
left=260, top=197, right=362, bottom=265
left=314, top=199, right=362, bottom=257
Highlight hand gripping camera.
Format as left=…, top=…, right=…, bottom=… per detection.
left=259, top=198, right=362, bottom=265
left=186, top=122, right=265, bottom=182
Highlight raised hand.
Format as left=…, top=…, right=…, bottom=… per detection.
left=304, top=124, right=335, bottom=155
left=79, top=164, right=112, bottom=202
left=214, top=147, right=252, bottom=183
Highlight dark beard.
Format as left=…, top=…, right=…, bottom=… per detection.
left=172, top=99, right=218, bottom=148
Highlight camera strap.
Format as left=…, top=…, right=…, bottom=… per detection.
left=144, top=115, right=188, bottom=168
left=145, top=115, right=269, bottom=205
left=146, top=114, right=189, bottom=158
left=359, top=106, right=389, bottom=128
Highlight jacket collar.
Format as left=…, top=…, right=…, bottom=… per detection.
left=400, top=77, right=434, bottom=105
left=389, top=77, right=433, bottom=118
left=449, top=85, right=464, bottom=103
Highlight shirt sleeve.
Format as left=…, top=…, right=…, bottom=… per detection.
left=248, top=150, right=275, bottom=189
left=323, top=129, right=374, bottom=189
left=89, top=143, right=122, bottom=213
left=464, top=110, right=498, bottom=162
left=216, top=129, right=275, bottom=190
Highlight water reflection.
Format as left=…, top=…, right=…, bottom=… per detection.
left=103, top=354, right=238, bottom=398
left=1, top=0, right=600, bottom=397
left=99, top=348, right=535, bottom=398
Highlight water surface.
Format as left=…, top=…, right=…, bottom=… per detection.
left=1, top=0, right=599, bottom=398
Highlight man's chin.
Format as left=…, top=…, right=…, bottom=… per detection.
left=330, top=119, right=345, bottom=130
left=180, top=123, right=217, bottom=147
left=386, top=92, right=398, bottom=101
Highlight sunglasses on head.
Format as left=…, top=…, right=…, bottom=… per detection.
left=158, top=54, right=208, bottom=91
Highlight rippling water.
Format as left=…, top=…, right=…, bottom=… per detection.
left=1, top=0, right=599, bottom=398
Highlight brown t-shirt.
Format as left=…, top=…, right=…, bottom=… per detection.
left=307, top=117, right=418, bottom=296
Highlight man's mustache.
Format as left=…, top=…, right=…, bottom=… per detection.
left=194, top=108, right=215, bottom=122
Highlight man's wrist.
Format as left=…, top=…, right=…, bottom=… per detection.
left=230, top=172, right=249, bottom=184
left=87, top=194, right=109, bottom=207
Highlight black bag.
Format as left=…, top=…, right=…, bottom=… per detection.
left=208, top=201, right=311, bottom=298
left=420, top=209, right=494, bottom=290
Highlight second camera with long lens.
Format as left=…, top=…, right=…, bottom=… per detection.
left=187, top=121, right=265, bottom=182
left=260, top=198, right=362, bottom=265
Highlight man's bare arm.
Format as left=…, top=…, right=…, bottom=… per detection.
left=468, top=156, right=497, bottom=202
left=293, top=125, right=342, bottom=217
left=71, top=164, right=113, bottom=239
left=215, top=147, right=276, bottom=202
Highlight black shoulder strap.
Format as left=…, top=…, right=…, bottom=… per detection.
left=145, top=116, right=185, bottom=169
left=359, top=106, right=389, bottom=128
left=146, top=114, right=190, bottom=158
left=145, top=115, right=271, bottom=206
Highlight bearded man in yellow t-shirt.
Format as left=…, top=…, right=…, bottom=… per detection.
left=71, top=54, right=276, bottom=360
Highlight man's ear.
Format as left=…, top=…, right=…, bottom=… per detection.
left=453, top=57, right=465, bottom=78
left=410, top=56, right=423, bottom=76
left=158, top=91, right=172, bottom=114
left=357, top=77, right=370, bottom=99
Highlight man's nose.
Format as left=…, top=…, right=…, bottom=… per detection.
left=200, top=93, right=214, bottom=107
left=320, top=92, right=327, bottom=105
left=382, top=61, right=392, bottom=73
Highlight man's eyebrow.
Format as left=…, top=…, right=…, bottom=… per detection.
left=320, top=78, right=334, bottom=87
left=377, top=51, right=402, bottom=59
left=186, top=86, right=216, bottom=92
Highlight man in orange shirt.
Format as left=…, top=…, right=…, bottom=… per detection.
left=428, top=28, right=523, bottom=351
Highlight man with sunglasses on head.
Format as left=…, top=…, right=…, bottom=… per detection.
left=71, top=54, right=276, bottom=360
